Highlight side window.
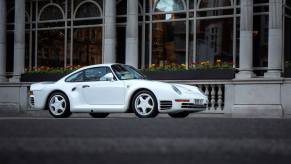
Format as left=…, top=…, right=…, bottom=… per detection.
left=84, top=67, right=109, bottom=82
left=65, top=71, right=84, bottom=82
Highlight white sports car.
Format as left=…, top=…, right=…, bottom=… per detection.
left=29, top=64, right=208, bottom=118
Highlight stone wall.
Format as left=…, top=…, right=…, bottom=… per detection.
left=227, top=79, right=291, bottom=118
left=0, top=83, right=30, bottom=113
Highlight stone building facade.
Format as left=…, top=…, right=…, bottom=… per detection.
left=0, top=0, right=291, bottom=117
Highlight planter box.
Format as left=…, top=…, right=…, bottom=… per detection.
left=21, top=73, right=68, bottom=82
left=142, top=69, right=235, bottom=80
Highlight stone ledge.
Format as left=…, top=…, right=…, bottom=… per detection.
left=0, top=82, right=31, bottom=87
left=232, top=78, right=284, bottom=84
left=232, top=105, right=283, bottom=118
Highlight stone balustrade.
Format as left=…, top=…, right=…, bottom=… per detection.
left=196, top=84, right=224, bottom=113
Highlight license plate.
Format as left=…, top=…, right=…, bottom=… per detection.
left=194, top=99, right=203, bottom=104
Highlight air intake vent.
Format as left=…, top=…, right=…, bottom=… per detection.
left=30, top=97, right=35, bottom=106
left=160, top=101, right=172, bottom=110
left=181, top=103, right=206, bottom=109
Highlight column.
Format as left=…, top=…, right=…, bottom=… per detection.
left=264, top=0, right=283, bottom=78
left=11, top=0, right=25, bottom=82
left=0, top=0, right=7, bottom=82
left=125, top=0, right=139, bottom=67
left=103, top=0, right=116, bottom=63
left=236, top=0, right=255, bottom=79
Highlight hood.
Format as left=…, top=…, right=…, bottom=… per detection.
left=123, top=79, right=206, bottom=97
left=174, top=83, right=207, bottom=97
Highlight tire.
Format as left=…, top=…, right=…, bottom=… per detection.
left=168, top=112, right=189, bottom=118
left=47, top=92, right=71, bottom=118
left=89, top=113, right=109, bottom=118
left=131, top=90, right=158, bottom=118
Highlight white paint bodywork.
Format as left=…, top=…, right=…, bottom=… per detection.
left=30, top=64, right=208, bottom=114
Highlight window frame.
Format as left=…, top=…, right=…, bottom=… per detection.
left=65, top=70, right=85, bottom=83
left=65, top=66, right=115, bottom=83
left=83, top=66, right=110, bottom=82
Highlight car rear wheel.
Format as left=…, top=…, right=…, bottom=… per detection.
left=48, top=92, right=71, bottom=118
left=132, top=90, right=158, bottom=118
left=89, top=113, right=109, bottom=118
left=168, top=112, right=190, bottom=118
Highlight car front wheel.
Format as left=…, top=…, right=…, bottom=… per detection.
left=132, top=90, right=158, bottom=118
left=48, top=92, right=71, bottom=118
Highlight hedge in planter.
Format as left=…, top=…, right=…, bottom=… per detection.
left=142, top=69, right=235, bottom=80
left=21, top=73, right=69, bottom=82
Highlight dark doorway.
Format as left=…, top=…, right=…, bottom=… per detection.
left=6, top=32, right=14, bottom=74
left=116, top=26, right=126, bottom=64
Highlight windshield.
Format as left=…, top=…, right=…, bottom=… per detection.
left=111, top=64, right=146, bottom=80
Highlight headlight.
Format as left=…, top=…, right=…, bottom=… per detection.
left=172, top=85, right=182, bottom=95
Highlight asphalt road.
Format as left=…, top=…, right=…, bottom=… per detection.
left=0, top=115, right=291, bottom=164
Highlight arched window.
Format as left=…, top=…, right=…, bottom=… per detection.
left=154, top=0, right=186, bottom=12
left=198, top=0, right=233, bottom=8
left=39, top=5, right=64, bottom=21
left=75, top=1, right=102, bottom=18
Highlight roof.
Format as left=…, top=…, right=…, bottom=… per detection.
left=77, top=63, right=126, bottom=70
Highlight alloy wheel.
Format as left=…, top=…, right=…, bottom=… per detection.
left=49, top=95, right=67, bottom=116
left=132, top=91, right=158, bottom=118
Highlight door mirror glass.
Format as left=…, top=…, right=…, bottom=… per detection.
left=101, top=73, right=114, bottom=81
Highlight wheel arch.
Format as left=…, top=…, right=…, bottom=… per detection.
left=45, top=90, right=70, bottom=110
left=126, top=88, right=157, bottom=113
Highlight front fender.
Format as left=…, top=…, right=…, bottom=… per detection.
left=123, top=81, right=179, bottom=111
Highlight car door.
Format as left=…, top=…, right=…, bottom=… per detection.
left=80, top=67, right=126, bottom=105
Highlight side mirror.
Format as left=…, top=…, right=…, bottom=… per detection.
left=103, top=73, right=114, bottom=82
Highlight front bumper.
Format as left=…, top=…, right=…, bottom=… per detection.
left=29, top=95, right=42, bottom=110
left=159, top=98, right=208, bottom=113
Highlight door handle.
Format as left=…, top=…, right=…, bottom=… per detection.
left=82, top=85, right=90, bottom=88
left=72, top=87, right=77, bottom=91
